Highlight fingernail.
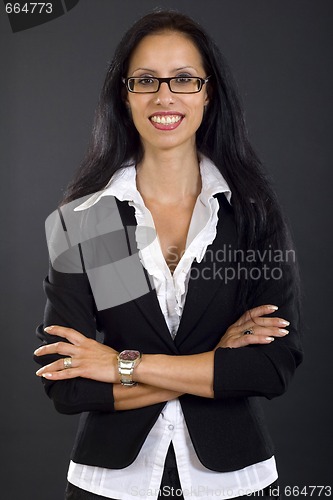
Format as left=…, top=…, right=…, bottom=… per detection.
left=34, top=347, right=42, bottom=354
left=42, top=373, right=53, bottom=378
left=36, top=369, right=43, bottom=375
left=279, top=320, right=290, bottom=326
left=278, top=329, right=289, bottom=335
left=44, top=326, right=54, bottom=332
left=268, top=305, right=278, bottom=311
left=265, top=337, right=275, bottom=341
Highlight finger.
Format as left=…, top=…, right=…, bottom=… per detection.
left=238, top=325, right=289, bottom=338
left=220, top=332, right=275, bottom=349
left=235, top=305, right=279, bottom=326
left=237, top=334, right=276, bottom=347
left=36, top=357, right=75, bottom=376
left=44, top=325, right=86, bottom=346
left=36, top=367, right=81, bottom=380
left=34, top=342, right=78, bottom=357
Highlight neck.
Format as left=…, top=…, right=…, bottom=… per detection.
left=136, top=146, right=201, bottom=205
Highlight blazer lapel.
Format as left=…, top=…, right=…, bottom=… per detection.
left=133, top=288, right=179, bottom=353
left=174, top=195, right=238, bottom=349
left=115, top=197, right=179, bottom=353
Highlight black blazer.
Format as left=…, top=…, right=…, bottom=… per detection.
left=35, top=193, right=302, bottom=472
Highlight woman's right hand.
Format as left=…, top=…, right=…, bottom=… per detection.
left=215, top=304, right=290, bottom=350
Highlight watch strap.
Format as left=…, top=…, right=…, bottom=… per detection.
left=118, top=361, right=137, bottom=386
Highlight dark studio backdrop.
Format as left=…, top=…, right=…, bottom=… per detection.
left=1, top=0, right=332, bottom=498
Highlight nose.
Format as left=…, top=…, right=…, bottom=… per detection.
left=153, top=81, right=175, bottom=105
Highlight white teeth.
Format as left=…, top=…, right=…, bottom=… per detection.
left=150, top=115, right=182, bottom=125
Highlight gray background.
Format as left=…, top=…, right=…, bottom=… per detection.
left=1, top=0, right=332, bottom=498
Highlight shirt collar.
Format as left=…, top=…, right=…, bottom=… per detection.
left=198, top=155, right=231, bottom=204
left=74, top=155, right=231, bottom=212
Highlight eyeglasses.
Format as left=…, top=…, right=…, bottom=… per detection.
left=122, top=76, right=210, bottom=94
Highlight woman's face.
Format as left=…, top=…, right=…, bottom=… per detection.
left=125, top=31, right=209, bottom=155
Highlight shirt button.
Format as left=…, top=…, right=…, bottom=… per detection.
left=168, top=424, right=174, bottom=431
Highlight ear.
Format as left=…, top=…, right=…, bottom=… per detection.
left=121, top=85, right=130, bottom=107
left=204, top=80, right=213, bottom=106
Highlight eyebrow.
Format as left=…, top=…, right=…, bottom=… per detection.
left=131, top=66, right=198, bottom=74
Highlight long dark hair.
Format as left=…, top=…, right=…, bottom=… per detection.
left=62, top=9, right=300, bottom=310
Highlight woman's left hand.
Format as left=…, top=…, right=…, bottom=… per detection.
left=34, top=325, right=119, bottom=383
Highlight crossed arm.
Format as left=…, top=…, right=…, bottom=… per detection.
left=34, top=304, right=290, bottom=410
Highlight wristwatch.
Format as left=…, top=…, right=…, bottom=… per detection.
left=117, top=350, right=142, bottom=386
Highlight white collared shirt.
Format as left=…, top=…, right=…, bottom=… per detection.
left=68, top=156, right=277, bottom=499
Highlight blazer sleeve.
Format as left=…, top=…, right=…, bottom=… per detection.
left=34, top=204, right=115, bottom=415
left=34, top=263, right=115, bottom=414
left=213, top=258, right=303, bottom=400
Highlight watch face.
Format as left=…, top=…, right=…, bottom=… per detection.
left=120, top=350, right=140, bottom=361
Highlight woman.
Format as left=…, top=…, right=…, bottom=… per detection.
left=34, top=10, right=302, bottom=500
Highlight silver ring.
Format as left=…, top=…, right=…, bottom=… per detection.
left=63, top=357, right=72, bottom=369
left=243, top=328, right=254, bottom=335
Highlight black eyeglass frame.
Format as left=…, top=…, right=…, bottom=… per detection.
left=122, top=76, right=210, bottom=94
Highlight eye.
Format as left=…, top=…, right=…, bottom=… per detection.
left=137, top=77, right=155, bottom=86
left=135, top=74, right=155, bottom=87
left=174, top=74, right=194, bottom=84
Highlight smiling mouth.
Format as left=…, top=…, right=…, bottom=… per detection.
left=150, top=115, right=183, bottom=124
left=149, top=114, right=184, bottom=130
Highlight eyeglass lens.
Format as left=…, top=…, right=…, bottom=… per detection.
left=128, top=77, right=202, bottom=93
